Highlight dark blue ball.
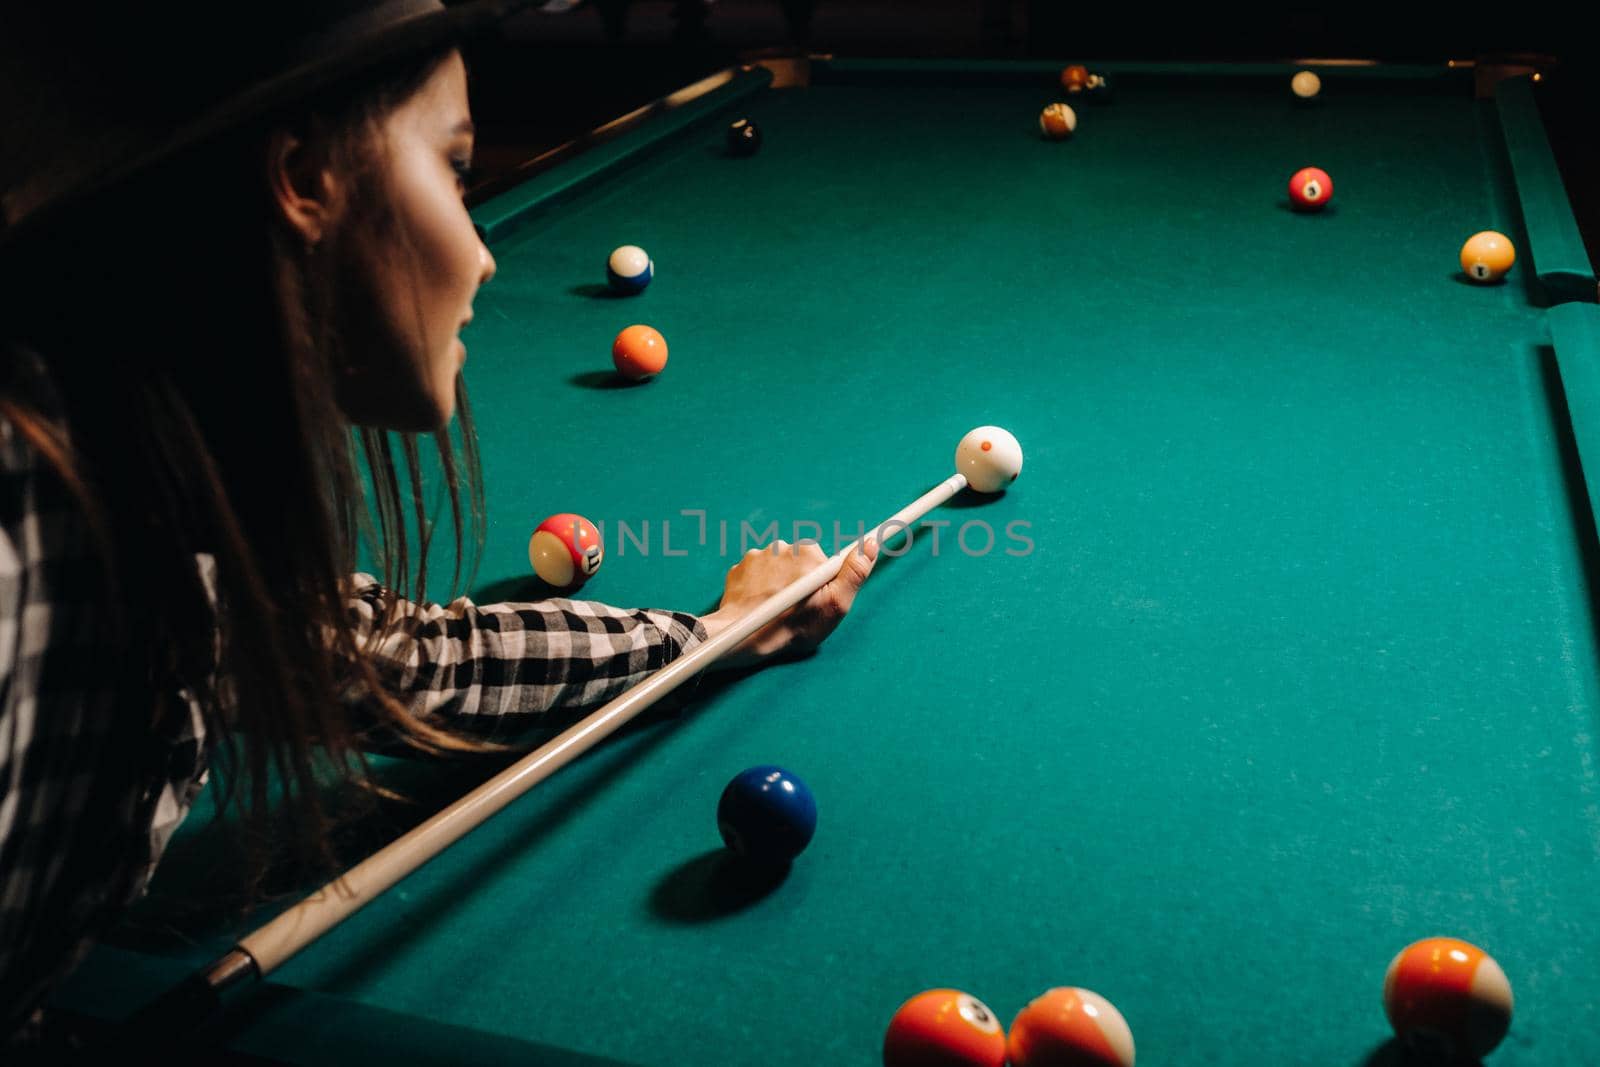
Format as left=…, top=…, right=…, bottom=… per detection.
left=717, top=765, right=816, bottom=864
left=726, top=117, right=762, bottom=157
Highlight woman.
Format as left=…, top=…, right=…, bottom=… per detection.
left=0, top=0, right=874, bottom=1045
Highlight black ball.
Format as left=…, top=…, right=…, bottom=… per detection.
left=726, top=117, right=762, bottom=157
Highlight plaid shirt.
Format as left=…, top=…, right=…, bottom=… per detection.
left=0, top=381, right=706, bottom=1038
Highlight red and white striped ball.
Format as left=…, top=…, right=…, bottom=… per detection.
left=529, top=513, right=604, bottom=589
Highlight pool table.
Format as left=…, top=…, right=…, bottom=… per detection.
left=55, top=59, right=1600, bottom=1065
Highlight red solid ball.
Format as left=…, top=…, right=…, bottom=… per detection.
left=1288, top=166, right=1333, bottom=211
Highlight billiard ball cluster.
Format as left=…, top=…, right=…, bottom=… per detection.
left=600, top=244, right=669, bottom=376
left=1274, top=75, right=1515, bottom=282
left=1039, top=66, right=1516, bottom=286
left=518, top=68, right=1533, bottom=1065
left=531, top=250, right=671, bottom=583
left=1043, top=65, right=1112, bottom=139
left=881, top=937, right=1513, bottom=1065
left=884, top=986, right=1134, bottom=1067
left=1059, top=64, right=1112, bottom=103
left=591, top=114, right=767, bottom=370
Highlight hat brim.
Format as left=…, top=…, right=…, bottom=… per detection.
left=2, top=0, right=528, bottom=249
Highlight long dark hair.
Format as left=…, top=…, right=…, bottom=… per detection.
left=0, top=45, right=486, bottom=893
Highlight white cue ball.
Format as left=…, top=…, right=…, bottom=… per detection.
left=955, top=426, right=1023, bottom=493
left=1291, top=71, right=1321, bottom=99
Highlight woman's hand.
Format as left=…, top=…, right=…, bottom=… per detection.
left=700, top=539, right=879, bottom=670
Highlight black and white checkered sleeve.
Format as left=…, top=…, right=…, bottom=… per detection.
left=345, top=575, right=709, bottom=720
left=0, top=413, right=163, bottom=1038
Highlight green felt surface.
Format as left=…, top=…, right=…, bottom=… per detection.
left=68, top=63, right=1600, bottom=1064
left=54, top=946, right=635, bottom=1065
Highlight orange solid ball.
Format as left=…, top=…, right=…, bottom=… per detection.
left=882, top=989, right=1006, bottom=1067
left=1007, top=988, right=1135, bottom=1067
left=1460, top=230, right=1515, bottom=283
left=612, top=324, right=668, bottom=380
left=1383, top=937, right=1513, bottom=1060
left=1060, top=64, right=1090, bottom=92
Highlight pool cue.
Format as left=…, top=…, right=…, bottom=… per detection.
left=129, top=471, right=972, bottom=1028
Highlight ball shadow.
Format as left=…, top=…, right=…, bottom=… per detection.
left=1357, top=1037, right=1485, bottom=1067
left=943, top=489, right=1011, bottom=509
left=649, top=849, right=792, bottom=923
left=570, top=283, right=630, bottom=299
left=470, top=574, right=543, bottom=604
left=568, top=370, right=649, bottom=390
left=1448, top=271, right=1508, bottom=288
left=525, top=576, right=583, bottom=600
left=1279, top=199, right=1339, bottom=216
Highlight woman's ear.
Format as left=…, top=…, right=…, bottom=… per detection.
left=266, top=129, right=343, bottom=248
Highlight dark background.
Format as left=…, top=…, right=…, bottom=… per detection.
left=461, top=1, right=1600, bottom=271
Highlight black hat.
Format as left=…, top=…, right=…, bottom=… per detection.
left=0, top=0, right=528, bottom=248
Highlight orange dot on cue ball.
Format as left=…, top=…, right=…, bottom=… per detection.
left=882, top=989, right=1006, bottom=1067
left=1007, top=987, right=1135, bottom=1067
left=1460, top=230, right=1515, bottom=283
left=612, top=324, right=668, bottom=380
left=1383, top=937, right=1513, bottom=1060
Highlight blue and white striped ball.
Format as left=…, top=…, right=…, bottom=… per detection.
left=606, top=245, right=654, bottom=294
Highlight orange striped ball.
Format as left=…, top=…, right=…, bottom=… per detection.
left=1383, top=937, right=1513, bottom=1059
left=1040, top=103, right=1077, bottom=141
left=1007, top=987, right=1135, bottom=1067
